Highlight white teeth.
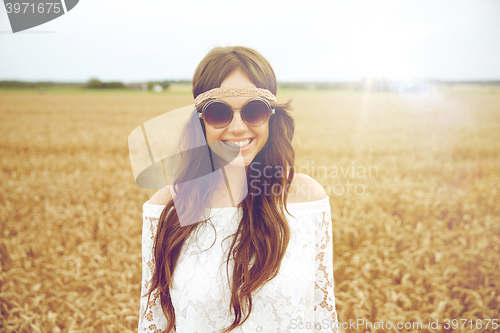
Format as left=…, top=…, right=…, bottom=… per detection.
left=223, top=138, right=252, bottom=148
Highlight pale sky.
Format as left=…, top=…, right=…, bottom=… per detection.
left=0, top=0, right=499, bottom=83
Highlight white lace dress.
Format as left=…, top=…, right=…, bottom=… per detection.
left=139, top=196, right=338, bottom=333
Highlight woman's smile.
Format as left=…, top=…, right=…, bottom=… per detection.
left=222, top=137, right=254, bottom=150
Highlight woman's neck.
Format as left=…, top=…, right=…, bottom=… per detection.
left=210, top=157, right=293, bottom=208
left=210, top=156, right=248, bottom=208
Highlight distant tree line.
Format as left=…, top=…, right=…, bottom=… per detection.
left=278, top=82, right=357, bottom=90
left=442, top=80, right=500, bottom=85
left=85, top=79, right=193, bottom=90
left=147, top=81, right=171, bottom=90
left=1, top=79, right=499, bottom=91
left=0, top=79, right=192, bottom=90
left=145, top=80, right=192, bottom=89
left=85, top=78, right=126, bottom=89
left=0, top=81, right=82, bottom=88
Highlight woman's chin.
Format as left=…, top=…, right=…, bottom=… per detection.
left=210, top=149, right=244, bottom=168
left=222, top=153, right=248, bottom=168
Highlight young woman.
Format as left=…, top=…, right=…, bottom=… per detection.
left=139, top=46, right=338, bottom=333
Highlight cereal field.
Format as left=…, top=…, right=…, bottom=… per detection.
left=1, top=86, right=499, bottom=332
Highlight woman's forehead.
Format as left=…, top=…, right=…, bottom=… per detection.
left=220, top=68, right=255, bottom=87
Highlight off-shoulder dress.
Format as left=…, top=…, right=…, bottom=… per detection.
left=139, top=196, right=338, bottom=333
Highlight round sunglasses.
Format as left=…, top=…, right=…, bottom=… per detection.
left=198, top=98, right=275, bottom=128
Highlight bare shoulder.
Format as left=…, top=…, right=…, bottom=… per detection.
left=287, top=173, right=327, bottom=203
left=148, top=186, right=173, bottom=206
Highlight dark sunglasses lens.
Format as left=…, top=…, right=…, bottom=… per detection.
left=204, top=102, right=232, bottom=127
left=242, top=100, right=270, bottom=125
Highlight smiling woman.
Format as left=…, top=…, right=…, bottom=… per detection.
left=138, top=46, right=338, bottom=333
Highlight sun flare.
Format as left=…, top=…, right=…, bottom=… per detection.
left=337, top=9, right=417, bottom=80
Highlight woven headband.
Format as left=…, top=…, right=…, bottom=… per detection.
left=194, top=88, right=276, bottom=107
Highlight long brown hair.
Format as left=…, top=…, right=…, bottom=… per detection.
left=145, top=46, right=296, bottom=333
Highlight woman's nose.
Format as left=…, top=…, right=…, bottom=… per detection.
left=227, top=110, right=248, bottom=134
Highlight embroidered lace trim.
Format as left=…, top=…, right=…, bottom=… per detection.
left=194, top=88, right=277, bottom=106
left=315, top=211, right=338, bottom=332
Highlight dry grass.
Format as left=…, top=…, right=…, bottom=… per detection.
left=0, top=87, right=499, bottom=332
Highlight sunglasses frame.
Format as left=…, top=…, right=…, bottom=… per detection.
left=198, top=97, right=275, bottom=129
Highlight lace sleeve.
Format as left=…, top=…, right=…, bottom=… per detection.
left=139, top=212, right=172, bottom=332
left=314, top=210, right=338, bottom=333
